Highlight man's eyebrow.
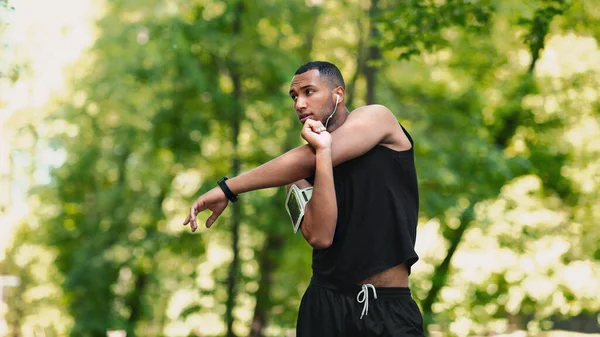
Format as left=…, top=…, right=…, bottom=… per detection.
left=289, top=84, right=315, bottom=95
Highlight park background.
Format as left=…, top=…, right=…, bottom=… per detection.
left=1, top=0, right=599, bottom=336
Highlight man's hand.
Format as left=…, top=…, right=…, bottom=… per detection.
left=183, top=187, right=229, bottom=231
left=301, top=119, right=332, bottom=150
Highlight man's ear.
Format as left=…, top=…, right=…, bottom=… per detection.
left=334, top=86, right=345, bottom=104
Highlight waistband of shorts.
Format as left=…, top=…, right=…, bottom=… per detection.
left=309, top=274, right=412, bottom=299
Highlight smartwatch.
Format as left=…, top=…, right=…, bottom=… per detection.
left=217, top=177, right=238, bottom=202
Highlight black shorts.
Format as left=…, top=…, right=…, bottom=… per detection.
left=296, top=274, right=425, bottom=337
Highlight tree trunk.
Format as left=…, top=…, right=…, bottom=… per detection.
left=346, top=11, right=367, bottom=109
left=225, top=2, right=245, bottom=336
left=245, top=6, right=322, bottom=337
left=421, top=204, right=474, bottom=331
left=364, top=0, right=380, bottom=105
left=248, top=234, right=286, bottom=337
left=125, top=272, right=148, bottom=337
left=300, top=6, right=320, bottom=61
left=7, top=280, right=25, bottom=337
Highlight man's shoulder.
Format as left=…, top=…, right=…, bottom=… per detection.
left=350, top=103, right=394, bottom=115
left=348, top=104, right=397, bottom=122
left=349, top=104, right=411, bottom=151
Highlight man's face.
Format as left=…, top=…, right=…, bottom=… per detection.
left=289, top=69, right=335, bottom=125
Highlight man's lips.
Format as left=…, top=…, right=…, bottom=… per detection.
left=299, top=113, right=312, bottom=123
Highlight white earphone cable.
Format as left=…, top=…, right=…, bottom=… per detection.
left=325, top=95, right=340, bottom=129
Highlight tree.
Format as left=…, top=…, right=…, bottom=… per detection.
left=375, top=0, right=599, bottom=334
left=3, top=0, right=599, bottom=335
left=20, top=0, right=321, bottom=335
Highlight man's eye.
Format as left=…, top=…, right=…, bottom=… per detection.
left=292, top=96, right=297, bottom=101
left=306, top=89, right=314, bottom=95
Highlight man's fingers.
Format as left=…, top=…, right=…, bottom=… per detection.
left=318, top=121, right=326, bottom=132
left=310, top=121, right=325, bottom=133
left=190, top=205, right=197, bottom=221
left=184, top=189, right=228, bottom=232
left=302, top=120, right=313, bottom=132
left=206, top=210, right=221, bottom=228
left=303, top=120, right=325, bottom=134
left=186, top=199, right=202, bottom=230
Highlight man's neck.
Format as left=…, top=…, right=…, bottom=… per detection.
left=327, top=107, right=350, bottom=133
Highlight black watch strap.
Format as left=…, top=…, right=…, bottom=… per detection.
left=217, top=177, right=238, bottom=202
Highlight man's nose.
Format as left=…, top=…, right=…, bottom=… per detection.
left=295, top=96, right=307, bottom=112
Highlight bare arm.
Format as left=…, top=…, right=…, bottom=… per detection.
left=291, top=118, right=339, bottom=248
left=227, top=104, right=399, bottom=193
left=300, top=147, right=336, bottom=249
left=285, top=179, right=312, bottom=193
left=184, top=104, right=401, bottom=231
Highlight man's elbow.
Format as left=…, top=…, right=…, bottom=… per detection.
left=301, top=226, right=333, bottom=249
left=306, top=235, right=333, bottom=249
left=301, top=213, right=336, bottom=249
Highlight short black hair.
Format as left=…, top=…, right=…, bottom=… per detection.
left=295, top=61, right=345, bottom=89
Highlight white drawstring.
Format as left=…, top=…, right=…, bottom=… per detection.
left=357, top=283, right=378, bottom=319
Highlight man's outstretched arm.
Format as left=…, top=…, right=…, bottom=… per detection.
left=226, top=104, right=399, bottom=192
left=183, top=104, right=400, bottom=231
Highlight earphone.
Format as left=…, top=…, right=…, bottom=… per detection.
left=325, top=94, right=341, bottom=128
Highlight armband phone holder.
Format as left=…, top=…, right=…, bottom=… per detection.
left=285, top=185, right=313, bottom=233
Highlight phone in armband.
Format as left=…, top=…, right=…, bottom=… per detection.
left=285, top=184, right=313, bottom=233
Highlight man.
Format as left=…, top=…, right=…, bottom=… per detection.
left=183, top=61, right=424, bottom=336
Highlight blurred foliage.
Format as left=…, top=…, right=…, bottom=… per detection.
left=0, top=0, right=10, bottom=39
left=0, top=0, right=23, bottom=86
left=2, top=0, right=600, bottom=336
left=0, top=0, right=13, bottom=89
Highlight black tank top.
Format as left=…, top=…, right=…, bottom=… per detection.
left=308, top=125, right=419, bottom=284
